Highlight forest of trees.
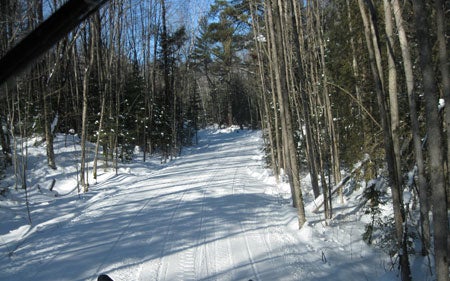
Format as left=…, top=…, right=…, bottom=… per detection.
left=0, top=0, right=448, bottom=280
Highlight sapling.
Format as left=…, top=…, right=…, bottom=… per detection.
left=362, top=179, right=386, bottom=245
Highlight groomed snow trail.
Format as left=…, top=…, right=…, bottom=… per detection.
left=135, top=129, right=304, bottom=281
left=1, top=128, right=388, bottom=281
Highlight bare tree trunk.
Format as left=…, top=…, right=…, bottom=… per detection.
left=267, top=0, right=292, bottom=196
left=249, top=1, right=277, bottom=177
left=313, top=2, right=341, bottom=199
left=264, top=1, right=282, bottom=179
left=160, top=0, right=171, bottom=162
left=345, top=0, right=362, bottom=119
left=92, top=11, right=104, bottom=181
left=358, top=1, right=411, bottom=279
left=345, top=0, right=371, bottom=162
left=383, top=0, right=401, bottom=190
left=93, top=94, right=105, bottom=180
left=31, top=0, right=57, bottom=170
left=291, top=0, right=320, bottom=199
left=267, top=0, right=305, bottom=228
left=391, top=0, right=430, bottom=256
left=140, top=0, right=157, bottom=161
left=434, top=0, right=450, bottom=207
left=411, top=1, right=449, bottom=280
left=0, top=113, right=12, bottom=167
left=112, top=0, right=124, bottom=174
left=7, top=88, right=19, bottom=190
left=434, top=0, right=450, bottom=259
left=80, top=22, right=95, bottom=193
left=19, top=94, right=31, bottom=224
left=42, top=88, right=57, bottom=170
left=305, top=1, right=333, bottom=218
left=0, top=1, right=12, bottom=166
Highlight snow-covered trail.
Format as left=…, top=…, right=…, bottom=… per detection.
left=135, top=130, right=304, bottom=281
left=1, top=128, right=389, bottom=281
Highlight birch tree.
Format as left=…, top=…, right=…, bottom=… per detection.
left=357, top=1, right=411, bottom=279
left=80, top=20, right=96, bottom=192
left=267, top=0, right=305, bottom=227
left=390, top=0, right=430, bottom=256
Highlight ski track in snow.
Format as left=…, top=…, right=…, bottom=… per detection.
left=0, top=128, right=391, bottom=281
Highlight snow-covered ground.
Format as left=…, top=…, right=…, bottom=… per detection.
left=0, top=127, right=418, bottom=280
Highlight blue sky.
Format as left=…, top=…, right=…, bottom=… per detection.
left=39, top=0, right=215, bottom=61
left=166, top=0, right=214, bottom=31
left=41, top=0, right=214, bottom=27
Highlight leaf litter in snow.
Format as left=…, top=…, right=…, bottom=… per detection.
left=0, top=127, right=422, bottom=280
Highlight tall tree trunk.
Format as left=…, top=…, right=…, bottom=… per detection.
left=249, top=1, right=278, bottom=177
left=291, top=0, right=320, bottom=199
left=41, top=60, right=57, bottom=170
left=281, top=0, right=306, bottom=226
left=314, top=2, right=341, bottom=197
left=0, top=0, right=13, bottom=167
left=434, top=0, right=450, bottom=207
left=112, top=0, right=124, bottom=174
left=391, top=0, right=430, bottom=256
left=345, top=0, right=370, bottom=160
left=383, top=0, right=401, bottom=190
left=358, top=1, right=411, bottom=279
left=434, top=0, right=450, bottom=259
left=92, top=11, right=104, bottom=180
left=32, top=0, right=57, bottom=170
left=80, top=22, right=95, bottom=193
left=93, top=95, right=105, bottom=180
left=411, top=1, right=449, bottom=280
left=267, top=0, right=305, bottom=228
left=345, top=0, right=362, bottom=120
left=263, top=1, right=282, bottom=178
left=0, top=113, right=12, bottom=166
left=160, top=0, right=171, bottom=161
left=42, top=84, right=56, bottom=170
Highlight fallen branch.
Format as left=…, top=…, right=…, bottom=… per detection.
left=308, top=156, right=370, bottom=213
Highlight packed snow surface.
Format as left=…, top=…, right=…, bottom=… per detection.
left=0, top=127, right=402, bottom=281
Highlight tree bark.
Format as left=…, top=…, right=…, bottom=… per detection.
left=92, top=11, right=104, bottom=180
left=32, top=0, right=57, bottom=170
left=80, top=22, right=95, bottom=193
left=249, top=1, right=278, bottom=177
left=383, top=0, right=401, bottom=192
left=263, top=0, right=282, bottom=179
left=42, top=88, right=56, bottom=170
left=434, top=0, right=450, bottom=207
left=291, top=0, right=320, bottom=199
left=434, top=0, right=450, bottom=259
left=358, top=1, right=411, bottom=279
left=267, top=0, right=305, bottom=228
left=391, top=0, right=430, bottom=256
left=411, top=1, right=449, bottom=280
left=314, top=2, right=341, bottom=199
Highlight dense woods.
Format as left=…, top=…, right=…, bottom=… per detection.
left=0, top=0, right=448, bottom=280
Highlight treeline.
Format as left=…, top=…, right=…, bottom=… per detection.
left=242, top=0, right=447, bottom=280
left=0, top=0, right=448, bottom=280
left=0, top=0, right=259, bottom=191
